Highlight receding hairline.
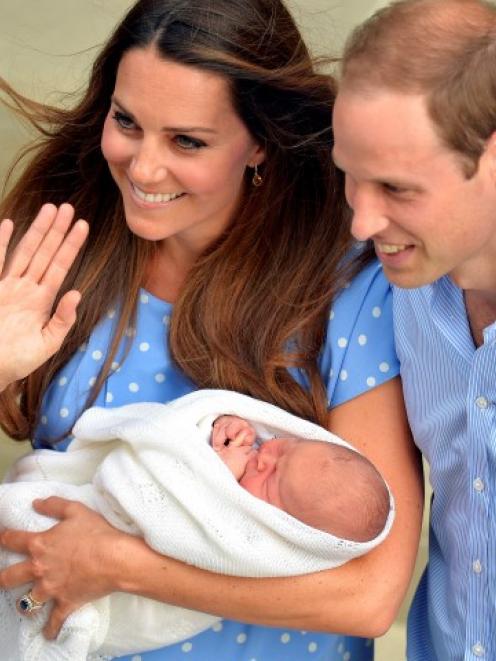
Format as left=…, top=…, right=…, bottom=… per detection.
left=341, top=0, right=496, bottom=92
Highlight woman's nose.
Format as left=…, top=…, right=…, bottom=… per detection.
left=129, top=137, right=168, bottom=185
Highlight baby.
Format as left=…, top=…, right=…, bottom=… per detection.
left=212, top=415, right=389, bottom=543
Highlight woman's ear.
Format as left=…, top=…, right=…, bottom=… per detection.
left=248, top=142, right=266, bottom=168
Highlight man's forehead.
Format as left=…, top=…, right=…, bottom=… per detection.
left=333, top=89, right=448, bottom=173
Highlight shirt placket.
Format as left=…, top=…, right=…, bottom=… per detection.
left=465, top=341, right=495, bottom=659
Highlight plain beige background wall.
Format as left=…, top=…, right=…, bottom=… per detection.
left=0, top=3, right=423, bottom=659
left=0, top=0, right=387, bottom=182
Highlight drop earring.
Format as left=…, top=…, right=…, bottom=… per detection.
left=252, top=164, right=263, bottom=187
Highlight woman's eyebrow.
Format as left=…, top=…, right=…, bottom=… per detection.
left=111, top=95, right=217, bottom=134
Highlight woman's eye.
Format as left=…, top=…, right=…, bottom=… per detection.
left=112, top=110, right=136, bottom=130
left=174, top=134, right=206, bottom=151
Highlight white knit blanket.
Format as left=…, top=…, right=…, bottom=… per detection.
left=0, top=389, right=394, bottom=660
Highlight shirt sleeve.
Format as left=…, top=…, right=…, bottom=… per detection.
left=319, top=259, right=400, bottom=408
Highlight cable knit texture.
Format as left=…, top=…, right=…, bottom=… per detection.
left=0, top=389, right=394, bottom=660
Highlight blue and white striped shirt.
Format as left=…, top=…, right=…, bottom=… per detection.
left=394, top=278, right=496, bottom=661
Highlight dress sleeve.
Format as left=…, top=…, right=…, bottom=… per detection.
left=319, top=259, right=400, bottom=408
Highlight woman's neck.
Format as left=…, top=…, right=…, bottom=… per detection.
left=144, top=239, right=200, bottom=304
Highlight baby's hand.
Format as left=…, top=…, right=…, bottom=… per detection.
left=212, top=415, right=257, bottom=450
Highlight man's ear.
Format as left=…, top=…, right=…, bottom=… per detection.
left=484, top=131, right=496, bottom=182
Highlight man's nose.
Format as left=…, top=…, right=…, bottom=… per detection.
left=347, top=180, right=389, bottom=241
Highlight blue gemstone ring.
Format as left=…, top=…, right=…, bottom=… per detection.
left=16, top=590, right=45, bottom=616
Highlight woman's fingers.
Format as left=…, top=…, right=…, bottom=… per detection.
left=5, top=204, right=59, bottom=277
left=43, top=603, right=77, bottom=640
left=0, top=559, right=34, bottom=589
left=32, top=496, right=79, bottom=520
left=0, top=218, right=14, bottom=273
left=40, top=218, right=89, bottom=294
left=24, top=204, right=75, bottom=283
left=41, top=290, right=82, bottom=354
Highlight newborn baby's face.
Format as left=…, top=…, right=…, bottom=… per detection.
left=239, top=437, right=300, bottom=509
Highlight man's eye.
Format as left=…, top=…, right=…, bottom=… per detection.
left=174, top=135, right=206, bottom=150
left=112, top=111, right=135, bottom=130
left=383, top=182, right=406, bottom=194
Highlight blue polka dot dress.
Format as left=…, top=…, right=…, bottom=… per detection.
left=34, top=259, right=399, bottom=661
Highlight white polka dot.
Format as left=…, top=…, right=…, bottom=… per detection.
left=131, top=656, right=142, bottom=661
left=92, top=350, right=103, bottom=361
left=343, top=282, right=351, bottom=289
left=181, top=642, right=192, bottom=653
left=379, top=362, right=390, bottom=373
left=41, top=416, right=48, bottom=425
left=344, top=652, right=351, bottom=661
left=337, top=337, right=348, bottom=348
left=58, top=376, right=68, bottom=386
left=140, top=293, right=149, bottom=304
left=107, top=308, right=116, bottom=319
left=366, top=376, right=376, bottom=387
left=111, top=361, right=120, bottom=371
left=106, top=392, right=114, bottom=403
left=308, top=642, right=318, bottom=653
left=211, top=622, right=223, bottom=632
left=329, top=368, right=334, bottom=378
left=125, top=327, right=137, bottom=337
left=372, top=306, right=382, bottom=318
left=162, top=315, right=170, bottom=325
left=88, top=376, right=97, bottom=387
left=139, top=342, right=150, bottom=352
left=237, top=633, right=247, bottom=644
left=358, top=334, right=368, bottom=346
left=60, top=408, right=69, bottom=418
left=280, top=633, right=291, bottom=644
left=78, top=343, right=87, bottom=352
left=300, top=631, right=307, bottom=635
left=339, top=370, right=348, bottom=381
left=129, top=382, right=140, bottom=393
left=329, top=309, right=335, bottom=320
left=155, top=373, right=166, bottom=383
left=337, top=643, right=345, bottom=653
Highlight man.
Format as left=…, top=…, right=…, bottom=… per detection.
left=332, top=0, right=496, bottom=658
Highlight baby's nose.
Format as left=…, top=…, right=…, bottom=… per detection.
left=257, top=446, right=277, bottom=471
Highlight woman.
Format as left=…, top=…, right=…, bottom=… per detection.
left=0, top=1, right=423, bottom=659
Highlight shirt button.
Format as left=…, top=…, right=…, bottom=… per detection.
left=474, top=478, right=485, bottom=492
left=475, top=396, right=489, bottom=409
left=472, top=642, right=485, bottom=657
left=473, top=560, right=483, bottom=574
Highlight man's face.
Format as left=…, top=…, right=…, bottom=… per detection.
left=332, top=89, right=496, bottom=290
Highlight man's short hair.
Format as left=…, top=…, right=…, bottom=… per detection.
left=341, top=0, right=496, bottom=176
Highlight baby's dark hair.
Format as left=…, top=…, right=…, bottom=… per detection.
left=285, top=441, right=390, bottom=542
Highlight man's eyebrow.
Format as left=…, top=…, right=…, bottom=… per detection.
left=111, top=96, right=218, bottom=134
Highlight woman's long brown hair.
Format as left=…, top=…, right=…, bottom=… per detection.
left=0, top=0, right=372, bottom=442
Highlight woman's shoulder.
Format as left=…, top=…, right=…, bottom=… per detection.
left=34, top=292, right=194, bottom=448
left=320, top=258, right=399, bottom=407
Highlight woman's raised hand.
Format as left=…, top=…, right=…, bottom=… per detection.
left=0, top=203, right=88, bottom=391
